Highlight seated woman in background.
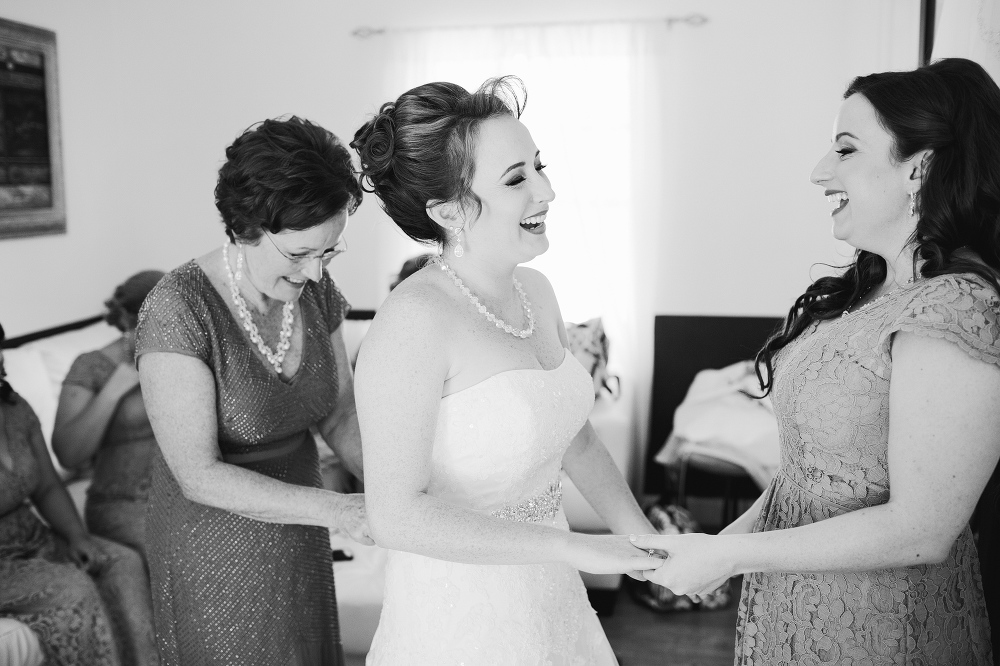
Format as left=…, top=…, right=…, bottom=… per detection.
left=53, top=269, right=164, bottom=556
left=0, top=322, right=157, bottom=666
left=632, top=57, right=999, bottom=664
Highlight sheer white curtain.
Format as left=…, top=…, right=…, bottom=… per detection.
left=932, top=0, right=1000, bottom=81
left=377, top=21, right=670, bottom=484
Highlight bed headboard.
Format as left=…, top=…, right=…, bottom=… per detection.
left=644, top=314, right=783, bottom=494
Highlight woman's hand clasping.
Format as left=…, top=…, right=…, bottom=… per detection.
left=564, top=533, right=666, bottom=576
left=629, top=533, right=734, bottom=599
left=335, top=493, right=375, bottom=546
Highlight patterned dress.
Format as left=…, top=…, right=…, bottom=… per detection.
left=0, top=392, right=154, bottom=666
left=63, top=350, right=157, bottom=556
left=736, top=274, right=998, bottom=665
left=135, top=261, right=349, bottom=666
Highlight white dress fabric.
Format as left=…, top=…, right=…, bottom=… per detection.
left=366, top=350, right=619, bottom=666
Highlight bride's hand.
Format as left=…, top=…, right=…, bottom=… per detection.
left=333, top=493, right=375, bottom=546
left=563, top=533, right=666, bottom=575
left=629, top=533, right=734, bottom=597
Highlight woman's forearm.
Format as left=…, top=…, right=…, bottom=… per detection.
left=318, top=389, right=364, bottom=481
left=561, top=422, right=653, bottom=535
left=176, top=460, right=355, bottom=528
left=33, top=482, right=88, bottom=542
left=53, top=386, right=130, bottom=468
left=725, top=501, right=953, bottom=576
left=368, top=491, right=572, bottom=565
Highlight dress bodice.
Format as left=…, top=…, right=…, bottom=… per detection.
left=427, top=349, right=595, bottom=514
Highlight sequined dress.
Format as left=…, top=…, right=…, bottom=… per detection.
left=366, top=350, right=619, bottom=666
left=63, top=350, right=157, bottom=555
left=1, top=392, right=156, bottom=666
left=135, top=261, right=349, bottom=666
left=736, top=274, right=998, bottom=665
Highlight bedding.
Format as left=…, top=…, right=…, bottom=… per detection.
left=654, top=360, right=779, bottom=490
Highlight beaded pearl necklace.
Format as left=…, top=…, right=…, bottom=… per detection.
left=222, top=239, right=295, bottom=373
left=841, top=277, right=915, bottom=318
left=432, top=256, right=534, bottom=339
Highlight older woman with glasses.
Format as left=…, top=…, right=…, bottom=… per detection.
left=135, top=116, right=369, bottom=666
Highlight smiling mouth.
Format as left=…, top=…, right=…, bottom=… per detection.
left=826, top=191, right=849, bottom=215
left=520, top=211, right=547, bottom=231
left=284, top=276, right=307, bottom=286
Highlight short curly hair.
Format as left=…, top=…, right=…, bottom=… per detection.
left=351, top=77, right=525, bottom=245
left=215, top=116, right=363, bottom=243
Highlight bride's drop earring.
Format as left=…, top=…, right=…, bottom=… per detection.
left=450, top=226, right=465, bottom=258
left=908, top=191, right=917, bottom=217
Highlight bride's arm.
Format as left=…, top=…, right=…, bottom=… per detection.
left=561, top=421, right=655, bottom=536
left=354, top=284, right=661, bottom=575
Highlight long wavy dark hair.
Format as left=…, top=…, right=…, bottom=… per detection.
left=0, top=322, right=14, bottom=405
left=756, top=58, right=1000, bottom=394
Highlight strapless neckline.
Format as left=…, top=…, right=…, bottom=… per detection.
left=441, top=349, right=572, bottom=401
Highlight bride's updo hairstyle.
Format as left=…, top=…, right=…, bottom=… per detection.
left=756, top=57, right=1000, bottom=394
left=351, top=76, right=525, bottom=245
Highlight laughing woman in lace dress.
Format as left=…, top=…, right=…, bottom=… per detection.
left=632, top=58, right=999, bottom=665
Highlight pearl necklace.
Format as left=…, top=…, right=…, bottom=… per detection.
left=222, top=239, right=295, bottom=373
left=433, top=257, right=534, bottom=339
left=841, top=277, right=915, bottom=318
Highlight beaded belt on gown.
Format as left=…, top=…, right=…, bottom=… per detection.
left=490, top=479, right=563, bottom=523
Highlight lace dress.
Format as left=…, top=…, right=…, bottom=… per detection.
left=135, top=261, right=349, bottom=666
left=736, top=274, right=998, bottom=665
left=366, top=350, right=619, bottom=666
left=0, top=392, right=154, bottom=666
left=63, top=350, right=157, bottom=556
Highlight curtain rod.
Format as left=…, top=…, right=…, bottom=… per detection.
left=350, top=14, right=708, bottom=39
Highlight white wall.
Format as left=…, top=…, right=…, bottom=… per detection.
left=0, top=0, right=918, bottom=338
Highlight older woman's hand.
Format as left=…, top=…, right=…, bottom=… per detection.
left=629, top=533, right=735, bottom=598
left=334, top=493, right=375, bottom=546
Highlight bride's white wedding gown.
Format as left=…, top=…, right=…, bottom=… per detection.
left=366, top=349, right=619, bottom=665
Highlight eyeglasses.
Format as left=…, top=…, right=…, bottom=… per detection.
left=264, top=231, right=348, bottom=266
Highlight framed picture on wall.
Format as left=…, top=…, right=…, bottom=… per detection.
left=0, top=18, right=65, bottom=240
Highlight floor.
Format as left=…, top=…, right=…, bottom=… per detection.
left=600, top=580, right=740, bottom=666
left=344, top=580, right=741, bottom=666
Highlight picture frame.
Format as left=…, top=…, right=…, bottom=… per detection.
left=0, top=18, right=65, bottom=240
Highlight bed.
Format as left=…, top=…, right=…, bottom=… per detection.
left=644, top=314, right=783, bottom=530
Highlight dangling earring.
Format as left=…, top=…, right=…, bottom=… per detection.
left=908, top=191, right=917, bottom=217
left=450, top=226, right=465, bottom=258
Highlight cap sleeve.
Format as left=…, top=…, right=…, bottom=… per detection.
left=135, top=264, right=211, bottom=363
left=884, top=274, right=1000, bottom=367
left=62, top=351, right=116, bottom=392
left=316, top=270, right=351, bottom=333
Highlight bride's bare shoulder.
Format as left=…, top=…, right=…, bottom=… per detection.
left=363, top=266, right=456, bottom=350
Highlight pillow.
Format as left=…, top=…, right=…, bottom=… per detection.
left=565, top=318, right=619, bottom=398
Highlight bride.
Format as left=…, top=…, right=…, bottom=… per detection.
left=351, top=77, right=663, bottom=665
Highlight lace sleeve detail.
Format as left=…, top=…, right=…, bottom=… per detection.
left=62, top=351, right=116, bottom=391
left=884, top=274, right=1000, bottom=367
left=316, top=270, right=350, bottom=333
left=135, top=263, right=211, bottom=363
